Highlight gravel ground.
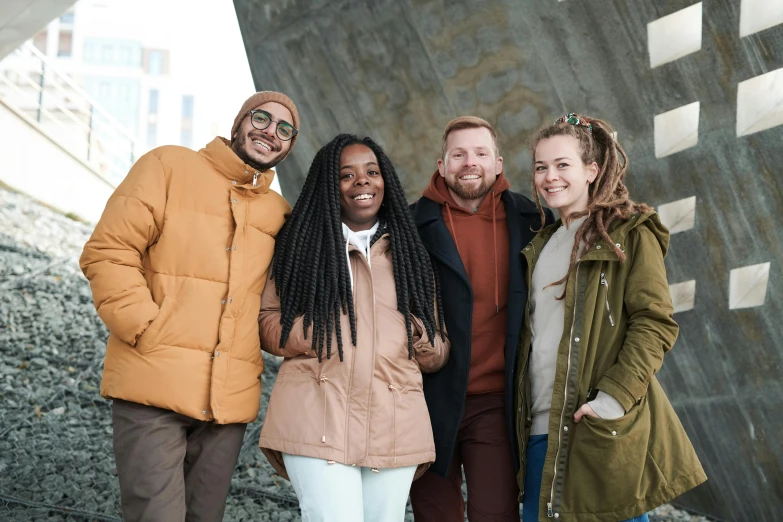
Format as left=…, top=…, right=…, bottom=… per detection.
left=0, top=187, right=712, bottom=521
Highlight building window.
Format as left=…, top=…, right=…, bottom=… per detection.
left=147, top=123, right=157, bottom=148
left=57, top=31, right=73, bottom=58
left=83, top=42, right=95, bottom=62
left=60, top=10, right=75, bottom=24
left=118, top=45, right=131, bottom=66
left=180, top=129, right=193, bottom=149
left=149, top=89, right=159, bottom=114
left=148, top=51, right=163, bottom=75
left=101, top=44, right=113, bottom=63
left=181, top=95, right=194, bottom=118
left=32, top=31, right=47, bottom=54
left=99, top=80, right=112, bottom=99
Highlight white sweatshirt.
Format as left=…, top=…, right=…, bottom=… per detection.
left=529, top=217, right=623, bottom=435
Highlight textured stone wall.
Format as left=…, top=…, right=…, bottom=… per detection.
left=234, top=1, right=783, bottom=520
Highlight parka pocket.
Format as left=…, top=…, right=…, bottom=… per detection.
left=561, top=397, right=665, bottom=514
left=136, top=296, right=177, bottom=354
left=377, top=383, right=430, bottom=460
left=265, top=371, right=343, bottom=449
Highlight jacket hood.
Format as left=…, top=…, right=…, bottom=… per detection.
left=615, top=211, right=669, bottom=257
left=422, top=170, right=510, bottom=213
left=530, top=210, right=669, bottom=261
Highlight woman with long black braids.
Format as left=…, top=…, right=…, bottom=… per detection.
left=257, top=134, right=449, bottom=522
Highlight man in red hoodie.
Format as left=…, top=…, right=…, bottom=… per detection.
left=410, top=116, right=552, bottom=521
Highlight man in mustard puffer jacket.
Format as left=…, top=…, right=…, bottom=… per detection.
left=80, top=91, right=299, bottom=522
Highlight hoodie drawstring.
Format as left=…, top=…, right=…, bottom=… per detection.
left=491, top=189, right=499, bottom=314
left=445, top=195, right=500, bottom=314
left=342, top=222, right=378, bottom=288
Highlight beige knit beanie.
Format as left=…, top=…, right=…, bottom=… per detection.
left=231, top=91, right=300, bottom=149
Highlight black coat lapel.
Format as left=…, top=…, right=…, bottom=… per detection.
left=412, top=198, right=470, bottom=287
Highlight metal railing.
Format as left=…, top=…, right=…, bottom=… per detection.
left=0, top=42, right=139, bottom=186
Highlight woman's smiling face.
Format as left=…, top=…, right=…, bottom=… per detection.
left=339, top=143, right=385, bottom=232
left=534, top=134, right=597, bottom=220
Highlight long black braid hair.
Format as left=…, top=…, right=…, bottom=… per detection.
left=272, top=134, right=444, bottom=362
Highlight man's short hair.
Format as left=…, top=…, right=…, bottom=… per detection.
left=441, top=116, right=499, bottom=159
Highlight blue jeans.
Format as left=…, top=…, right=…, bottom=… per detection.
left=522, top=434, right=649, bottom=522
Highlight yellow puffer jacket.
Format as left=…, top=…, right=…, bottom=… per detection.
left=80, top=137, right=290, bottom=424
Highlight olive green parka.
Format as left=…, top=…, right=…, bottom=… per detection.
left=516, top=211, right=706, bottom=521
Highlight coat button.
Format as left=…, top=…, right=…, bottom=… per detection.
left=215, top=351, right=220, bottom=357
left=232, top=198, right=238, bottom=203
left=615, top=243, right=621, bottom=248
left=233, top=245, right=237, bottom=250
left=554, top=514, right=560, bottom=519
left=612, top=430, right=617, bottom=436
left=221, top=299, right=226, bottom=305
left=202, top=410, right=207, bottom=415
left=563, top=426, right=568, bottom=432
left=229, top=298, right=233, bottom=303
left=596, top=245, right=601, bottom=249
left=226, top=247, right=230, bottom=251
left=232, top=180, right=237, bottom=185
left=574, top=337, right=580, bottom=342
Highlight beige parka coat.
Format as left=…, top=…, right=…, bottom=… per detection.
left=258, top=234, right=450, bottom=479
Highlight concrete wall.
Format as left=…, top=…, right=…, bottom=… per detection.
left=235, top=1, right=783, bottom=520
left=0, top=100, right=114, bottom=222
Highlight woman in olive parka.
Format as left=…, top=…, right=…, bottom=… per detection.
left=516, top=114, right=706, bottom=522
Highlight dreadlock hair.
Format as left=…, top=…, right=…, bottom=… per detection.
left=530, top=115, right=652, bottom=298
left=272, top=134, right=445, bottom=362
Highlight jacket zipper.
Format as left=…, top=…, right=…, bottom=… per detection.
left=366, top=245, right=378, bottom=463
left=252, top=171, right=259, bottom=187
left=548, top=262, right=580, bottom=518
left=320, top=375, right=329, bottom=443
left=519, top=242, right=537, bottom=467
left=520, top=242, right=536, bottom=463
left=600, top=272, right=615, bottom=327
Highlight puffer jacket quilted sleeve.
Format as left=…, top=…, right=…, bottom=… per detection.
left=80, top=151, right=166, bottom=347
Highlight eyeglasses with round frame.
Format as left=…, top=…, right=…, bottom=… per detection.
left=247, top=109, right=298, bottom=141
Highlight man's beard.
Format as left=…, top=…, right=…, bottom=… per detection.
left=231, top=133, right=284, bottom=172
left=446, top=167, right=493, bottom=201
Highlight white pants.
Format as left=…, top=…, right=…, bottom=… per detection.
left=282, top=453, right=417, bottom=522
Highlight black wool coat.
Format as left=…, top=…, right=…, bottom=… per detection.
left=410, top=190, right=553, bottom=476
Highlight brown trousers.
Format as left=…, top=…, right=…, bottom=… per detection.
left=410, top=393, right=520, bottom=521
left=112, top=399, right=247, bottom=522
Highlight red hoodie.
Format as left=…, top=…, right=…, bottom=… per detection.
left=422, top=171, right=510, bottom=396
